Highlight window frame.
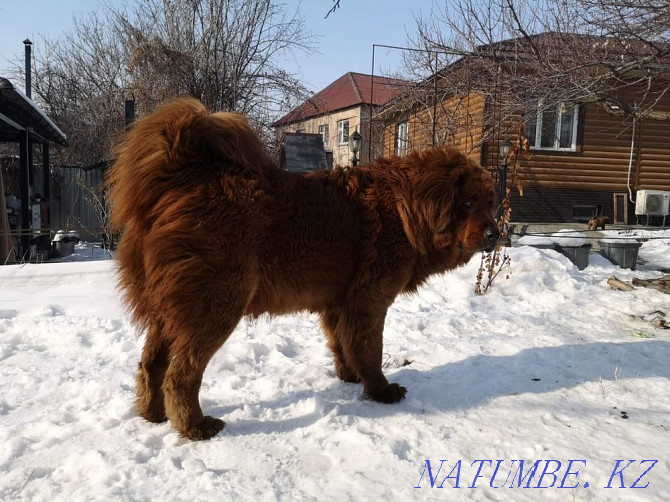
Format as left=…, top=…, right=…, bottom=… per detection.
left=525, top=100, right=580, bottom=152
left=396, top=120, right=409, bottom=157
left=337, top=119, right=349, bottom=146
left=318, top=124, right=329, bottom=148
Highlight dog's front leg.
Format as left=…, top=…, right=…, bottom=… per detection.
left=337, top=304, right=407, bottom=403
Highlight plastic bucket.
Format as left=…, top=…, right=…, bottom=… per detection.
left=557, top=244, right=591, bottom=270
left=598, top=241, right=642, bottom=270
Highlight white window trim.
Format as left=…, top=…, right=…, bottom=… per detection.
left=528, top=101, right=580, bottom=152
left=319, top=124, right=329, bottom=148
left=396, top=120, right=409, bottom=156
left=337, top=119, right=349, bottom=146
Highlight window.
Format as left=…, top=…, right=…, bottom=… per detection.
left=396, top=120, right=409, bottom=156
left=337, top=119, right=349, bottom=145
left=524, top=100, right=580, bottom=151
left=319, top=124, right=329, bottom=147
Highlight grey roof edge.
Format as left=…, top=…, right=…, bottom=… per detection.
left=0, top=77, right=69, bottom=146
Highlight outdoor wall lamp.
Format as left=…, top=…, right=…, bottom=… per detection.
left=349, top=130, right=362, bottom=166
left=499, top=139, right=511, bottom=164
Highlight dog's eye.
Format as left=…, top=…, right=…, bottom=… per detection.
left=464, top=201, right=473, bottom=209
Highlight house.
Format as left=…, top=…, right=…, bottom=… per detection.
left=272, top=72, right=405, bottom=167
left=376, top=33, right=670, bottom=224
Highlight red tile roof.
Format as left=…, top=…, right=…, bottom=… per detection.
left=272, top=72, right=404, bottom=127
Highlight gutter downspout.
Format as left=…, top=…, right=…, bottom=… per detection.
left=626, top=104, right=637, bottom=204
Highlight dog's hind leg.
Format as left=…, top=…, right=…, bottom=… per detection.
left=136, top=322, right=170, bottom=423
left=320, top=310, right=360, bottom=383
left=162, top=343, right=225, bottom=440
left=163, top=322, right=238, bottom=440
left=161, top=287, right=249, bottom=440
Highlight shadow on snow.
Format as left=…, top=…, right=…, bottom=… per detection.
left=217, top=340, right=670, bottom=436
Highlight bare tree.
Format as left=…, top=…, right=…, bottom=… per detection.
left=13, top=0, right=314, bottom=169
left=407, top=0, right=670, bottom=129
left=325, top=0, right=342, bottom=18
left=27, top=12, right=130, bottom=167
left=117, top=0, right=314, bottom=126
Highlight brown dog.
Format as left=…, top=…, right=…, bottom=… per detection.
left=588, top=216, right=610, bottom=230
left=107, top=98, right=499, bottom=440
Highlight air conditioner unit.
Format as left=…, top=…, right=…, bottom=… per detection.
left=635, top=190, right=670, bottom=216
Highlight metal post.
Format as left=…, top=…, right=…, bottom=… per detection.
left=432, top=51, right=438, bottom=148
left=42, top=143, right=50, bottom=201
left=24, top=39, right=32, bottom=99
left=368, top=45, right=376, bottom=163
left=19, top=130, right=31, bottom=258
left=500, top=161, right=508, bottom=202
left=497, top=160, right=508, bottom=220
left=43, top=143, right=50, bottom=231
left=24, top=40, right=34, bottom=194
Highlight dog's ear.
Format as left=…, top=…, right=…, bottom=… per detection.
left=396, top=171, right=458, bottom=255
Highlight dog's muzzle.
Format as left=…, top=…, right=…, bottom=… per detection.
left=482, top=226, right=500, bottom=252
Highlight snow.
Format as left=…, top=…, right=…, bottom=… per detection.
left=517, top=235, right=555, bottom=247
left=1, top=233, right=670, bottom=501
left=519, top=229, right=595, bottom=248
left=51, top=230, right=81, bottom=243
left=550, top=229, right=590, bottom=247
left=599, top=238, right=640, bottom=245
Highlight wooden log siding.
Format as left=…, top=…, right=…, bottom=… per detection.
left=382, top=93, right=486, bottom=162
left=638, top=113, right=670, bottom=189
left=517, top=85, right=670, bottom=192
left=382, top=83, right=669, bottom=194
left=515, top=105, right=633, bottom=190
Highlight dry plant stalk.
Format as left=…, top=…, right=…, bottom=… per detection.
left=475, top=138, right=526, bottom=295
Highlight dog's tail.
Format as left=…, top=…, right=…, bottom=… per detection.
left=106, top=97, right=275, bottom=230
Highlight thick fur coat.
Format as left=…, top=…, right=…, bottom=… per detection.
left=107, top=98, right=499, bottom=440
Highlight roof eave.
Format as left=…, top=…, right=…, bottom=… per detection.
left=0, top=77, right=69, bottom=147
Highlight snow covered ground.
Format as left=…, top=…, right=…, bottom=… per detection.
left=1, top=231, right=669, bottom=501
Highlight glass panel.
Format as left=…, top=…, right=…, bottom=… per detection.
left=338, top=120, right=349, bottom=144
left=319, top=124, right=329, bottom=146
left=540, top=106, right=557, bottom=148
left=396, top=121, right=409, bottom=155
left=559, top=105, right=575, bottom=148
left=523, top=110, right=537, bottom=148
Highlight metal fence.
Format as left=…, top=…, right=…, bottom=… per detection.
left=1, top=163, right=111, bottom=263
left=50, top=166, right=107, bottom=242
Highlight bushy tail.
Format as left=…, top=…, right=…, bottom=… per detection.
left=106, top=97, right=275, bottom=230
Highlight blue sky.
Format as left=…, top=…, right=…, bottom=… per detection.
left=0, top=0, right=428, bottom=94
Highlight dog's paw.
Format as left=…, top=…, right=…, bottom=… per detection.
left=366, top=383, right=407, bottom=404
left=181, top=416, right=225, bottom=440
left=142, top=411, right=168, bottom=424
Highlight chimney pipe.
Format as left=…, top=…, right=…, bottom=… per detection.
left=125, top=99, right=136, bottom=126
left=24, top=39, right=32, bottom=99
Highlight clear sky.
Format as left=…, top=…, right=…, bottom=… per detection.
left=0, top=0, right=429, bottom=95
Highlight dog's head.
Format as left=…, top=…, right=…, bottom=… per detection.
left=394, top=147, right=499, bottom=256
